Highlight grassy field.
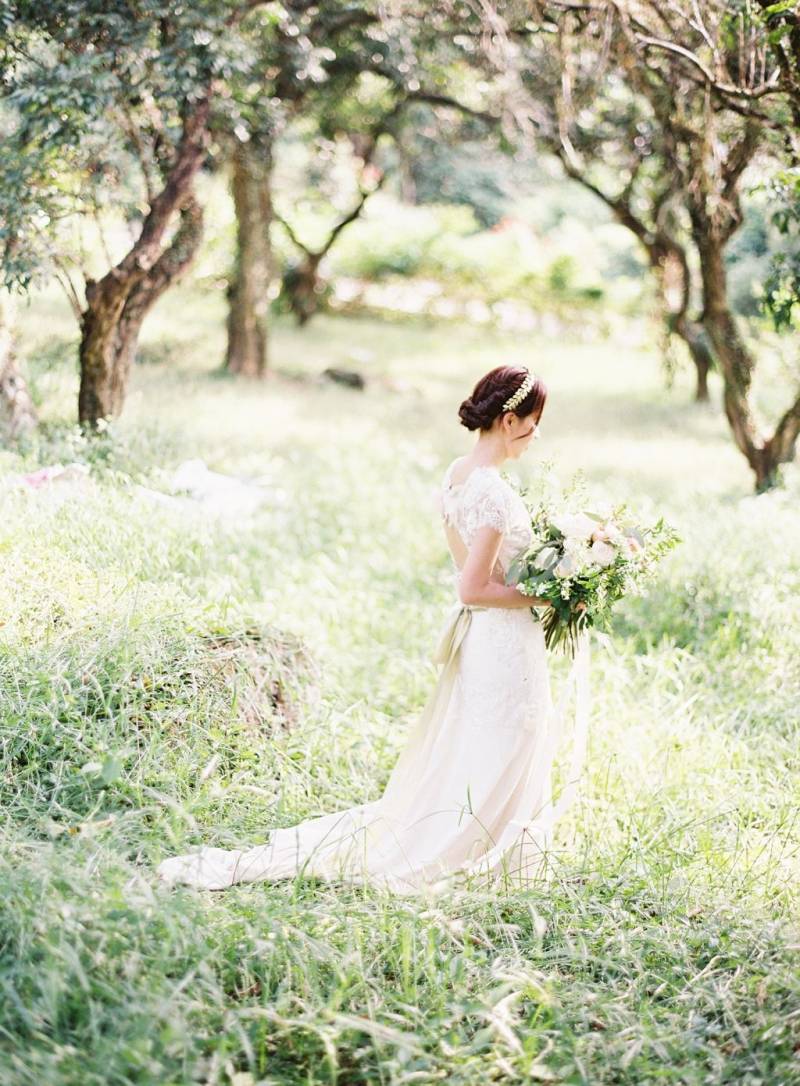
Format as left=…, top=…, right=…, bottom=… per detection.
left=1, top=283, right=799, bottom=1085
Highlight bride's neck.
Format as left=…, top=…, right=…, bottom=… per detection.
left=471, top=435, right=506, bottom=468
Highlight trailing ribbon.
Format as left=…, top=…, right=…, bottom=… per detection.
left=540, top=628, right=591, bottom=826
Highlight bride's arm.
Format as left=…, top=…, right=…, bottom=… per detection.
left=458, top=524, right=551, bottom=609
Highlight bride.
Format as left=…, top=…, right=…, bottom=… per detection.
left=157, top=365, right=588, bottom=896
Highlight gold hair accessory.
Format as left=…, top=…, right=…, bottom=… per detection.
left=501, top=370, right=536, bottom=412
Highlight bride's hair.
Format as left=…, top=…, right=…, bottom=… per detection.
left=458, top=366, right=547, bottom=431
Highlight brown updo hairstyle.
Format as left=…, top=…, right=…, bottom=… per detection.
left=458, top=366, right=547, bottom=432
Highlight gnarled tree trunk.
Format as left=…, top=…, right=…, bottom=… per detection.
left=276, top=147, right=386, bottom=327
left=115, top=197, right=204, bottom=389
left=686, top=122, right=800, bottom=491
left=78, top=96, right=210, bottom=425
left=657, top=244, right=713, bottom=403
left=672, top=313, right=713, bottom=403
left=693, top=219, right=800, bottom=490
left=225, top=137, right=272, bottom=377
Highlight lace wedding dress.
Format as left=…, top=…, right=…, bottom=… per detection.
left=156, top=460, right=590, bottom=896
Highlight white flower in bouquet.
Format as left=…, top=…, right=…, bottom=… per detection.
left=571, top=537, right=596, bottom=571
left=555, top=536, right=594, bottom=578
left=551, top=511, right=597, bottom=542
left=591, top=521, right=623, bottom=545
left=589, top=539, right=616, bottom=567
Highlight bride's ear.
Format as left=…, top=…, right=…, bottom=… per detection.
left=501, top=411, right=521, bottom=436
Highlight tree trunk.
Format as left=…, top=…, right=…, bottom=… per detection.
left=115, top=197, right=204, bottom=391
left=0, top=293, right=36, bottom=442
left=672, top=314, right=713, bottom=403
left=78, top=96, right=210, bottom=425
left=658, top=245, right=713, bottom=403
left=281, top=253, right=324, bottom=326
left=225, top=138, right=272, bottom=377
left=693, top=219, right=799, bottom=490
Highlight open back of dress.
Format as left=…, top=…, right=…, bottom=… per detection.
left=439, top=459, right=517, bottom=583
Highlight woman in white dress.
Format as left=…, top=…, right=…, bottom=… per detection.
left=157, top=365, right=577, bottom=896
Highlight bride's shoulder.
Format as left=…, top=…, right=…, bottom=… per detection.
left=443, top=457, right=502, bottom=491
left=442, top=456, right=466, bottom=486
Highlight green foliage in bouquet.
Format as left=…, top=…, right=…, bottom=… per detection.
left=504, top=487, right=681, bottom=656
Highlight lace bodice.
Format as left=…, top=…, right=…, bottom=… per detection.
left=438, top=460, right=533, bottom=579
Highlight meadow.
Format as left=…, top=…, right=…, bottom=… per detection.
left=1, top=283, right=799, bottom=1085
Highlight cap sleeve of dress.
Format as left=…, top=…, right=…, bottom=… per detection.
left=460, top=472, right=512, bottom=542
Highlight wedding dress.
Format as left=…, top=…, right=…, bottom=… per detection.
left=156, top=460, right=590, bottom=896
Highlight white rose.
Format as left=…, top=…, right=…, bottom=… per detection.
left=604, top=522, right=624, bottom=544
left=552, top=512, right=597, bottom=542
left=564, top=538, right=593, bottom=572
left=589, top=539, right=617, bottom=567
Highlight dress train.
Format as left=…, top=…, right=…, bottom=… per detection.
left=156, top=603, right=590, bottom=897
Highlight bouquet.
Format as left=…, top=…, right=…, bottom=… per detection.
left=505, top=495, right=680, bottom=656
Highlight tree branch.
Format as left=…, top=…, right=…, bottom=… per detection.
left=405, top=90, right=499, bottom=125
left=31, top=224, right=84, bottom=319
left=770, top=387, right=800, bottom=464
left=631, top=28, right=782, bottom=99
left=273, top=212, right=311, bottom=256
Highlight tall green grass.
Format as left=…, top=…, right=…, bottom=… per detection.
left=1, top=284, right=798, bottom=1084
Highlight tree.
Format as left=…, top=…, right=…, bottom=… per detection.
left=467, top=0, right=799, bottom=488
left=257, top=6, right=495, bottom=329
left=264, top=4, right=483, bottom=328
left=511, top=18, right=717, bottom=400
left=0, top=1, right=284, bottom=425
left=752, top=1, right=800, bottom=335
left=219, top=2, right=389, bottom=367
left=610, top=0, right=800, bottom=341
left=274, top=118, right=389, bottom=326
left=385, top=3, right=718, bottom=398
left=603, top=0, right=800, bottom=488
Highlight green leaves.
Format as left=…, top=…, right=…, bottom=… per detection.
left=0, top=1, right=245, bottom=289
left=762, top=0, right=797, bottom=16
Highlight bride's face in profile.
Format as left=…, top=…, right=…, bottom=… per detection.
left=500, top=409, right=542, bottom=460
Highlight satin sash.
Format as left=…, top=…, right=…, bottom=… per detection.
left=431, top=601, right=487, bottom=666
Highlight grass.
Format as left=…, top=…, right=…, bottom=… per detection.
left=1, top=281, right=799, bottom=1085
